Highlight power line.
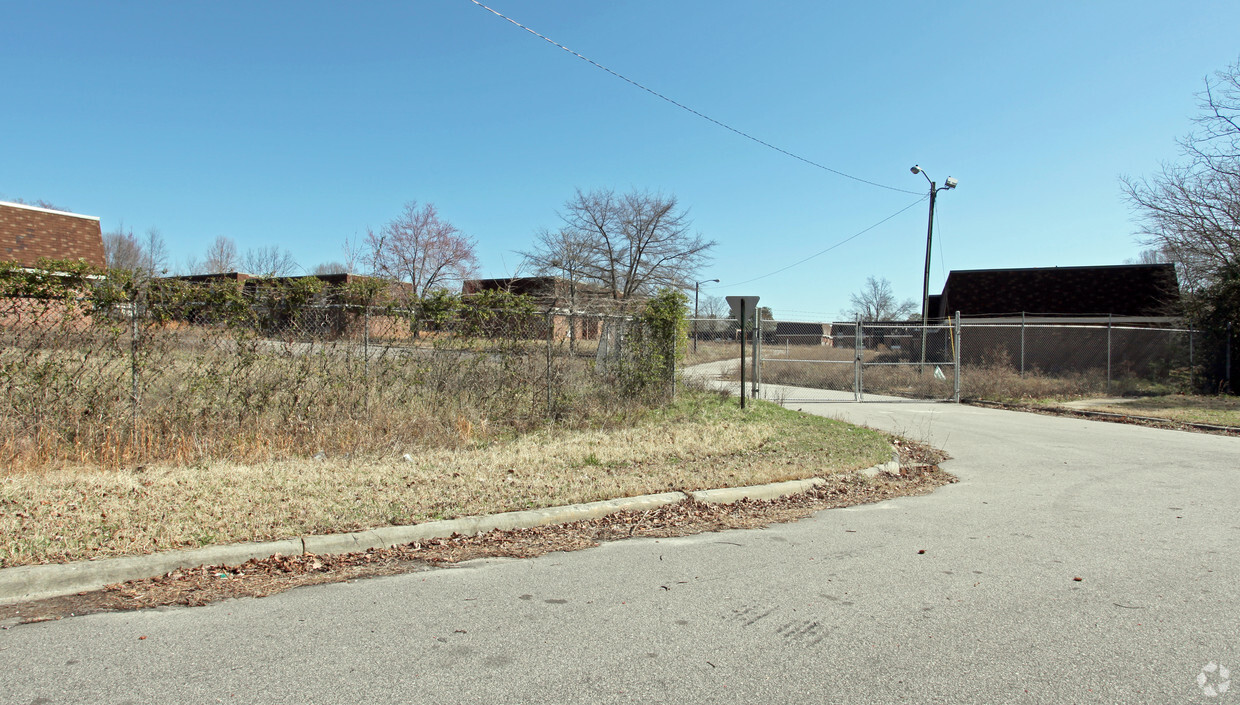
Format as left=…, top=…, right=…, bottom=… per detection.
left=468, top=0, right=921, bottom=195
left=720, top=196, right=927, bottom=288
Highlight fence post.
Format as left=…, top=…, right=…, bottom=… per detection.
left=670, top=319, right=677, bottom=402
left=854, top=317, right=862, bottom=402
left=954, top=311, right=962, bottom=402
left=752, top=317, right=760, bottom=398
left=1189, top=329, right=1195, bottom=391
left=363, top=305, right=371, bottom=411
left=545, top=310, right=553, bottom=416
left=1020, top=311, right=1026, bottom=377
left=1228, top=321, right=1234, bottom=393
left=130, top=294, right=140, bottom=453
left=1106, top=314, right=1112, bottom=395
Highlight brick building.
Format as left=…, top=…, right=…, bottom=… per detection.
left=0, top=201, right=106, bottom=268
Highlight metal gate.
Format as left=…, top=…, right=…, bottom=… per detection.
left=756, top=315, right=961, bottom=403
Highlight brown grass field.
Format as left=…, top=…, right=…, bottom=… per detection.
left=0, top=391, right=893, bottom=568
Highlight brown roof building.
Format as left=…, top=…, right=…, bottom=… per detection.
left=463, top=277, right=622, bottom=310
left=0, top=201, right=106, bottom=269
left=933, top=264, right=1180, bottom=319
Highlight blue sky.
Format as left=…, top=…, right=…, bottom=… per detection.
left=3, top=1, right=1239, bottom=319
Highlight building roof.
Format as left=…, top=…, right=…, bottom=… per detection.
left=167, top=272, right=403, bottom=290
left=0, top=201, right=105, bottom=269
left=936, top=264, right=1180, bottom=318
left=463, top=276, right=619, bottom=308
left=772, top=321, right=829, bottom=335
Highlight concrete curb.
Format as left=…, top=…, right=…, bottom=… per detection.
left=0, top=540, right=303, bottom=608
left=689, top=477, right=826, bottom=504
left=300, top=492, right=686, bottom=557
left=967, top=399, right=1240, bottom=434
left=0, top=461, right=897, bottom=606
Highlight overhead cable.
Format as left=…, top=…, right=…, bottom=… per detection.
left=468, top=0, right=921, bottom=195
left=720, top=196, right=928, bottom=288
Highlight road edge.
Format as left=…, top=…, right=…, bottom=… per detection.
left=0, top=466, right=897, bottom=605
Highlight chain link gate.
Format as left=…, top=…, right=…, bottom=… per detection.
left=754, top=314, right=961, bottom=403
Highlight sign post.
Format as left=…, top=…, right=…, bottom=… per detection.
left=725, top=296, right=760, bottom=409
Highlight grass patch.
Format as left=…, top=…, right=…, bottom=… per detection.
left=0, top=390, right=892, bottom=568
left=1065, top=395, right=1240, bottom=427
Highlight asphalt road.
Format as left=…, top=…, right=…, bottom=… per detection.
left=2, top=401, right=1237, bottom=704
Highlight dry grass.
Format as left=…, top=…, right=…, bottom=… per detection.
left=0, top=319, right=661, bottom=469
left=1067, top=395, right=1240, bottom=427
left=684, top=340, right=747, bottom=366
left=2, top=458, right=953, bottom=621
left=0, top=391, right=892, bottom=568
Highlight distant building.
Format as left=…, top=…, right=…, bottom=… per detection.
left=464, top=276, right=625, bottom=342
left=928, top=263, right=1184, bottom=373
left=931, top=263, right=1180, bottom=320
left=463, top=276, right=616, bottom=309
left=0, top=201, right=106, bottom=269
left=168, top=271, right=408, bottom=298
left=770, top=321, right=832, bottom=346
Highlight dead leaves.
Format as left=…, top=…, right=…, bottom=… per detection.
left=4, top=442, right=954, bottom=622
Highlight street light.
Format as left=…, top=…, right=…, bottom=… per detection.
left=694, top=278, right=720, bottom=353
left=910, top=165, right=957, bottom=369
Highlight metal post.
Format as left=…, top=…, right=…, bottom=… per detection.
left=693, top=283, right=699, bottom=354
left=1020, top=311, right=1026, bottom=377
left=757, top=320, right=764, bottom=394
left=546, top=310, right=553, bottom=416
left=1106, top=314, right=1112, bottom=395
left=670, top=322, right=677, bottom=402
left=739, top=300, right=747, bottom=409
left=1227, top=322, right=1234, bottom=392
left=1189, top=329, right=1195, bottom=390
left=363, top=305, right=371, bottom=411
left=954, top=311, right=962, bottom=402
left=854, top=317, right=863, bottom=402
left=920, top=184, right=938, bottom=371
left=751, top=311, right=760, bottom=398
left=130, top=296, right=139, bottom=449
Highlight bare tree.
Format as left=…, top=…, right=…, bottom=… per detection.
left=103, top=223, right=145, bottom=272
left=519, top=226, right=596, bottom=306
left=243, top=245, right=299, bottom=277
left=7, top=197, right=70, bottom=212
left=530, top=188, right=714, bottom=300
left=1124, top=247, right=1171, bottom=265
left=1123, top=58, right=1240, bottom=292
left=698, top=294, right=726, bottom=318
left=103, top=223, right=169, bottom=276
left=142, top=227, right=169, bottom=275
left=364, top=201, right=478, bottom=298
left=202, top=236, right=240, bottom=274
left=341, top=235, right=366, bottom=275
left=312, top=261, right=350, bottom=275
left=842, top=276, right=918, bottom=321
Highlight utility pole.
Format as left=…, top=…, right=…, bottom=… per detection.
left=694, top=278, right=719, bottom=353
left=910, top=165, right=957, bottom=369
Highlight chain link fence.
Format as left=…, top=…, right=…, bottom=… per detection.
left=0, top=282, right=672, bottom=468
left=752, top=319, right=959, bottom=402
left=690, top=315, right=1205, bottom=404
left=957, top=318, right=1194, bottom=399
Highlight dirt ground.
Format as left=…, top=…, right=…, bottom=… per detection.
left=0, top=440, right=951, bottom=627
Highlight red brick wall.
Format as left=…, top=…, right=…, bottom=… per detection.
left=0, top=202, right=106, bottom=269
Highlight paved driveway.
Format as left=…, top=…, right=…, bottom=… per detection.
left=1, top=401, right=1237, bottom=704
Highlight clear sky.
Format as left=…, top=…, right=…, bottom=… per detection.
left=3, top=1, right=1239, bottom=320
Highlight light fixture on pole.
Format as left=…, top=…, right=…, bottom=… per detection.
left=694, top=278, right=720, bottom=353
left=910, top=165, right=957, bottom=370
